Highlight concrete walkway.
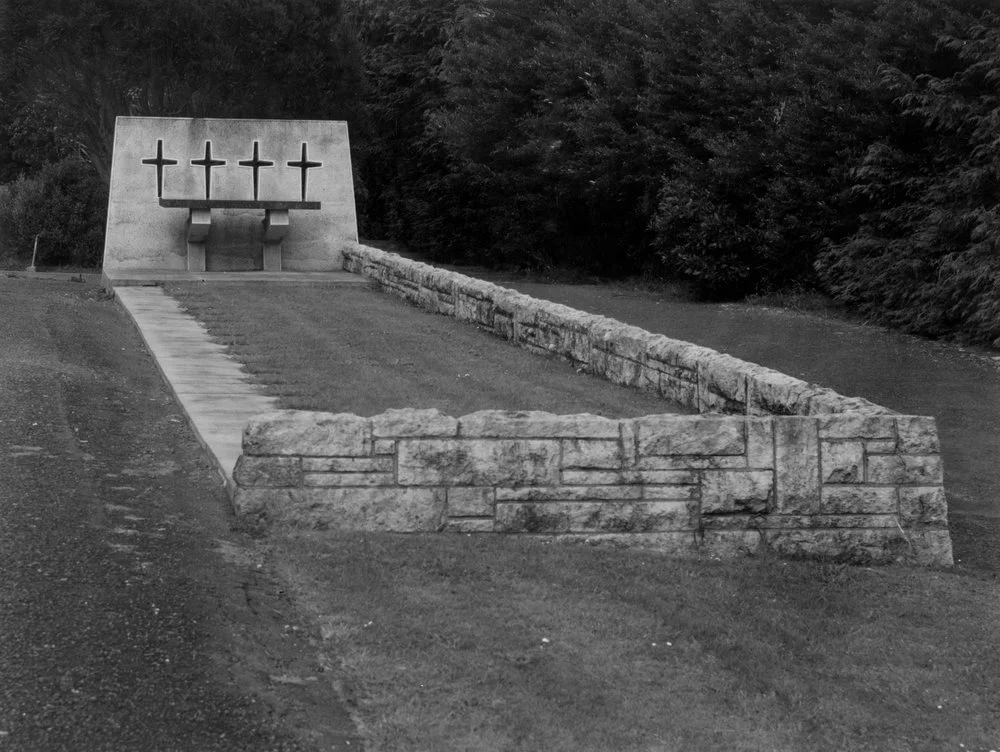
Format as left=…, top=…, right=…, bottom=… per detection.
left=114, top=286, right=280, bottom=489
left=104, top=269, right=363, bottom=287
left=113, top=273, right=369, bottom=488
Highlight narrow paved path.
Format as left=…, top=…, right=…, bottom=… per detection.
left=0, top=277, right=361, bottom=750
left=114, top=287, right=278, bottom=486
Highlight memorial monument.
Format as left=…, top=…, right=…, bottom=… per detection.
left=102, top=117, right=358, bottom=274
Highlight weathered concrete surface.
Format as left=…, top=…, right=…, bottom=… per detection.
left=114, top=286, right=279, bottom=486
left=103, top=117, right=358, bottom=272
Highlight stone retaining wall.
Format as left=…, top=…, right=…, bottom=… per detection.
left=233, top=409, right=952, bottom=565
left=342, top=244, right=888, bottom=417
left=230, top=244, right=952, bottom=564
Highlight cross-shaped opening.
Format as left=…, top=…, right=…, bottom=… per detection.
left=141, top=139, right=178, bottom=198
left=237, top=141, right=274, bottom=201
left=287, top=142, right=322, bottom=201
left=191, top=141, right=226, bottom=200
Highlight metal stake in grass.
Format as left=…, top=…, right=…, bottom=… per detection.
left=26, top=234, right=39, bottom=272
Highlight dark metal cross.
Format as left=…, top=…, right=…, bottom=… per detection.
left=237, top=141, right=274, bottom=201
left=141, top=139, right=178, bottom=198
left=287, top=142, right=322, bottom=201
left=191, top=141, right=226, bottom=200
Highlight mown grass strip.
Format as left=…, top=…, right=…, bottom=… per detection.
left=272, top=532, right=1000, bottom=752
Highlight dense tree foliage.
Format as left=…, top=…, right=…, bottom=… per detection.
left=350, top=0, right=1000, bottom=342
left=0, top=158, right=107, bottom=267
left=818, top=12, right=1000, bottom=345
left=0, top=0, right=361, bottom=265
left=3, top=0, right=1000, bottom=345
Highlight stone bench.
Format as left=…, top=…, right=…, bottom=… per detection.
left=159, top=198, right=321, bottom=271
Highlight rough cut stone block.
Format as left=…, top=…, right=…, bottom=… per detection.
left=444, top=518, right=495, bottom=533
left=642, top=485, right=700, bottom=501
left=899, top=486, right=948, bottom=525
left=701, top=470, right=774, bottom=515
left=865, top=439, right=897, bottom=454
left=751, top=514, right=898, bottom=529
left=496, top=486, right=642, bottom=502
left=448, top=487, right=495, bottom=517
left=896, top=416, right=940, bottom=454
left=701, top=353, right=747, bottom=405
left=748, top=371, right=815, bottom=416
left=458, top=411, right=620, bottom=438
left=243, top=411, right=371, bottom=457
left=373, top=439, right=396, bottom=455
left=645, top=336, right=697, bottom=366
left=658, top=374, right=698, bottom=408
left=765, top=529, right=909, bottom=565
left=820, top=441, right=864, bottom=484
left=302, top=457, right=393, bottom=473
left=604, top=354, right=642, bottom=387
left=774, top=418, right=820, bottom=514
left=620, top=421, right=638, bottom=467
left=454, top=293, right=495, bottom=328
left=635, top=415, right=745, bottom=456
left=867, top=455, right=943, bottom=485
left=233, top=456, right=302, bottom=487
left=820, top=486, right=896, bottom=515
left=303, top=472, right=395, bottom=487
left=637, top=455, right=746, bottom=470
left=492, top=312, right=515, bottom=341
left=746, top=419, right=774, bottom=468
left=903, top=529, right=954, bottom=566
left=593, top=321, right=652, bottom=361
left=397, top=439, right=560, bottom=486
left=561, top=469, right=698, bottom=485
left=818, top=415, right=896, bottom=440
left=638, top=364, right=660, bottom=393
left=372, top=409, right=459, bottom=438
left=234, top=487, right=446, bottom=531
left=495, top=501, right=690, bottom=534
left=561, top=439, right=622, bottom=469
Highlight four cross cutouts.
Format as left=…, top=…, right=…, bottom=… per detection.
left=142, top=139, right=323, bottom=201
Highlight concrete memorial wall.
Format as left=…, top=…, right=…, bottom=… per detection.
left=102, top=116, right=357, bottom=272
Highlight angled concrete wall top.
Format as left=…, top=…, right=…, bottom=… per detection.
left=103, top=116, right=358, bottom=272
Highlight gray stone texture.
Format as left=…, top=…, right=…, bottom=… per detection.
left=636, top=415, right=745, bottom=456
left=397, top=438, right=560, bottom=486
left=243, top=411, right=370, bottom=457
left=774, top=418, right=821, bottom=514
left=234, top=241, right=953, bottom=565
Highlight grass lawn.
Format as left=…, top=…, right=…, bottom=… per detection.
left=271, top=532, right=999, bottom=752
left=164, top=280, right=1000, bottom=751
left=164, top=282, right=687, bottom=418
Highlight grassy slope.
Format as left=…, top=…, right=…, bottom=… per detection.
left=164, top=281, right=1000, bottom=752
left=273, top=532, right=999, bottom=752
left=164, top=282, right=687, bottom=417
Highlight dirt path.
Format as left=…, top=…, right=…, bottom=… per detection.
left=0, top=277, right=360, bottom=750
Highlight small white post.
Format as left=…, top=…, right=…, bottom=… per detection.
left=27, top=234, right=39, bottom=272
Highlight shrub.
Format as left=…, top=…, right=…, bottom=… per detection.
left=0, top=159, right=107, bottom=268
left=817, top=11, right=1000, bottom=346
